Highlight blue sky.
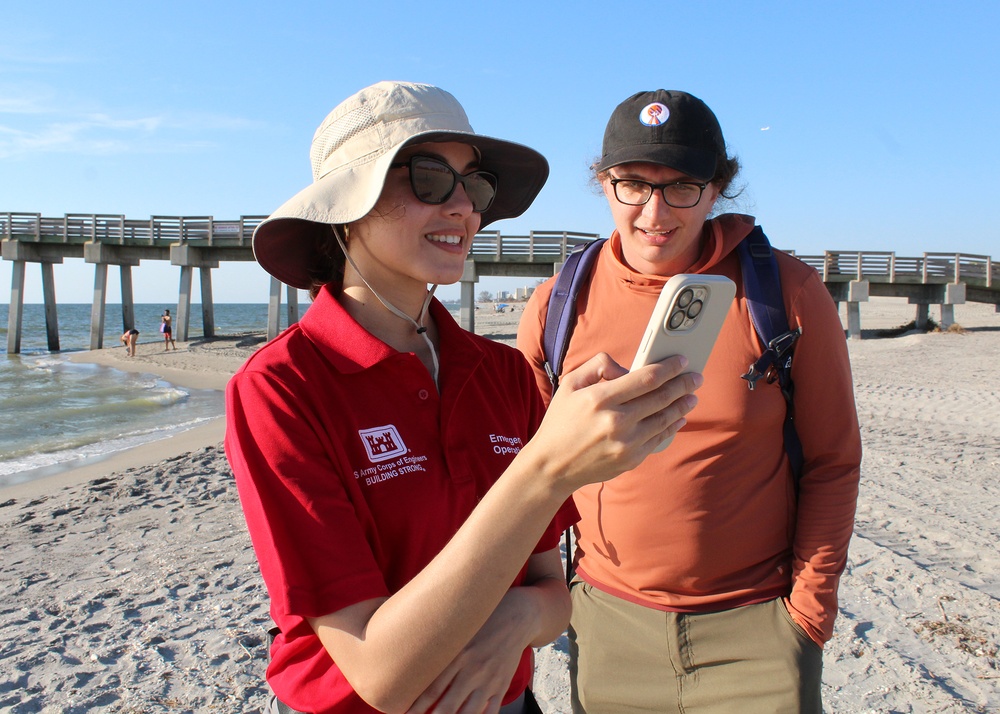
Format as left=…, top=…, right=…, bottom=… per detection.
left=2, top=1, right=998, bottom=304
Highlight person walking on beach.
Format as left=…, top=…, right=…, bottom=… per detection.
left=160, top=309, right=176, bottom=350
left=225, top=81, right=700, bottom=714
left=517, top=89, right=862, bottom=713
left=120, top=328, right=139, bottom=357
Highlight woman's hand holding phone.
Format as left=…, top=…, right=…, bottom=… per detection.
left=523, top=352, right=702, bottom=493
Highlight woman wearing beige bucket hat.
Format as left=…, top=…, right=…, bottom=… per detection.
left=225, top=81, right=701, bottom=714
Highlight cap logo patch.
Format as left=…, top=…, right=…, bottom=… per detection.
left=639, top=102, right=669, bottom=126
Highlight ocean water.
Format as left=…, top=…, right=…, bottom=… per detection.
left=0, top=303, right=270, bottom=487
left=0, top=301, right=464, bottom=487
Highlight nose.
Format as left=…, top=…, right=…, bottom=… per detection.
left=442, top=181, right=476, bottom=218
left=642, top=189, right=673, bottom=219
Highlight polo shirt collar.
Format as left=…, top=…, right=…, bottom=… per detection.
left=298, top=284, right=485, bottom=376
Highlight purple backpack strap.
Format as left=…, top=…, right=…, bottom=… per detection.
left=737, top=226, right=804, bottom=483
left=542, top=238, right=607, bottom=390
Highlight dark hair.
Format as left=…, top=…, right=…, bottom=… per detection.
left=712, top=154, right=742, bottom=200
left=307, top=225, right=347, bottom=300
left=592, top=151, right=743, bottom=200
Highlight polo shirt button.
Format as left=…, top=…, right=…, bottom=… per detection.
left=418, top=389, right=430, bottom=400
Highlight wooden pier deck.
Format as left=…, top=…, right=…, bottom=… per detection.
left=3, top=212, right=998, bottom=353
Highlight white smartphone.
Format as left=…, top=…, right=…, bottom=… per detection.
left=630, top=274, right=737, bottom=452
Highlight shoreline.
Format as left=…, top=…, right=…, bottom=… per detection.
left=0, top=334, right=261, bottom=498
left=65, top=333, right=262, bottom=392
left=0, top=418, right=226, bottom=501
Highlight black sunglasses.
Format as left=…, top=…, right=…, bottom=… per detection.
left=389, top=155, right=498, bottom=213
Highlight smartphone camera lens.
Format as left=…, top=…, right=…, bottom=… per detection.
left=667, top=285, right=709, bottom=331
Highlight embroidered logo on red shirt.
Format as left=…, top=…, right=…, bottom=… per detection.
left=359, top=425, right=407, bottom=463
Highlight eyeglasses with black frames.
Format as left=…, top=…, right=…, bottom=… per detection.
left=389, top=155, right=498, bottom=213
left=609, top=177, right=708, bottom=208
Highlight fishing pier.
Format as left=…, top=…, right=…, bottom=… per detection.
left=3, top=212, right=999, bottom=353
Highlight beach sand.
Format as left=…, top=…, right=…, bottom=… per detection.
left=1, top=298, right=998, bottom=712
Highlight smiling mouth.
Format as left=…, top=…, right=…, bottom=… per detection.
left=638, top=227, right=676, bottom=243
left=425, top=234, right=463, bottom=245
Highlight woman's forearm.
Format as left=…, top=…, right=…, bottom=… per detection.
left=311, top=452, right=568, bottom=712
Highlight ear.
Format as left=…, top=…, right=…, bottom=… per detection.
left=600, top=176, right=616, bottom=201
left=705, top=182, right=721, bottom=208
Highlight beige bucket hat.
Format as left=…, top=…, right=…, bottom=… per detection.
left=252, top=81, right=549, bottom=289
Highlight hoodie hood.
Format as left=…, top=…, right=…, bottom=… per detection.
left=687, top=213, right=757, bottom=273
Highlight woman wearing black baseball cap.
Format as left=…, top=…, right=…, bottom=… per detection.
left=518, top=90, right=861, bottom=713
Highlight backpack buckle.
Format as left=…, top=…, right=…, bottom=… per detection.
left=543, top=361, right=559, bottom=390
left=741, top=326, right=802, bottom=391
left=769, top=326, right=802, bottom=360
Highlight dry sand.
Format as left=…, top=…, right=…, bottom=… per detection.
left=1, top=298, right=998, bottom=713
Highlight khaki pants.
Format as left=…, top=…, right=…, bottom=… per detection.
left=569, top=582, right=823, bottom=714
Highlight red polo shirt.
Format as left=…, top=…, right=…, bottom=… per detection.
left=225, top=285, right=575, bottom=713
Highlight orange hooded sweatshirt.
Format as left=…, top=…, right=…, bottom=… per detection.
left=517, top=214, right=861, bottom=646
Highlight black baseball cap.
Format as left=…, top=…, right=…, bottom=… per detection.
left=596, top=90, right=726, bottom=181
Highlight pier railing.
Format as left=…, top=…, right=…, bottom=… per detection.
left=469, top=230, right=601, bottom=260
left=1, top=212, right=266, bottom=248
left=792, top=250, right=995, bottom=287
